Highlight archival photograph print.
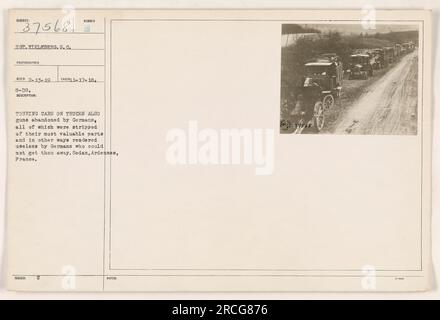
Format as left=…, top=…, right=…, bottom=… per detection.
left=280, top=24, right=419, bottom=134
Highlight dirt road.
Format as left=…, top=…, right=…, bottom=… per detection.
left=332, top=51, right=418, bottom=135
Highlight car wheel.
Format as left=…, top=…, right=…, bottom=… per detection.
left=314, top=101, right=325, bottom=132
left=323, top=94, right=334, bottom=110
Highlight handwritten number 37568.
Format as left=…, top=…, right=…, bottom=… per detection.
left=22, top=20, right=73, bottom=34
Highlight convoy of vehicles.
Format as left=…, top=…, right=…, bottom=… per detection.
left=281, top=40, right=416, bottom=134
left=401, top=42, right=415, bottom=54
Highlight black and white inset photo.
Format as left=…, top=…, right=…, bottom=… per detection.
left=280, top=23, right=419, bottom=135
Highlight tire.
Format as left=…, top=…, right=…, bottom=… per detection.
left=313, top=101, right=325, bottom=132
left=280, top=119, right=291, bottom=131
left=322, top=94, right=334, bottom=110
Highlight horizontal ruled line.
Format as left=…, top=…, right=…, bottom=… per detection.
left=14, top=64, right=104, bottom=67
left=11, top=274, right=425, bottom=278
left=14, top=48, right=104, bottom=51
left=14, top=80, right=104, bottom=83
left=14, top=31, right=104, bottom=34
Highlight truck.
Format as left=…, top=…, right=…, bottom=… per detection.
left=395, top=43, right=402, bottom=58
left=303, top=54, right=344, bottom=109
left=280, top=54, right=344, bottom=133
left=401, top=42, right=415, bottom=55
left=371, top=48, right=386, bottom=69
left=347, top=54, right=373, bottom=79
left=383, top=47, right=395, bottom=65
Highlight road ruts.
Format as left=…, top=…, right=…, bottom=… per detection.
left=333, top=51, right=418, bottom=135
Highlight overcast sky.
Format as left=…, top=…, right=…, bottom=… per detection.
left=303, top=24, right=419, bottom=35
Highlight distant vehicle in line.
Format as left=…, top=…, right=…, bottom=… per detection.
left=401, top=41, right=415, bottom=54
left=371, top=48, right=386, bottom=69
left=395, top=43, right=402, bottom=58
left=347, top=54, right=373, bottom=79
left=383, top=47, right=396, bottom=64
